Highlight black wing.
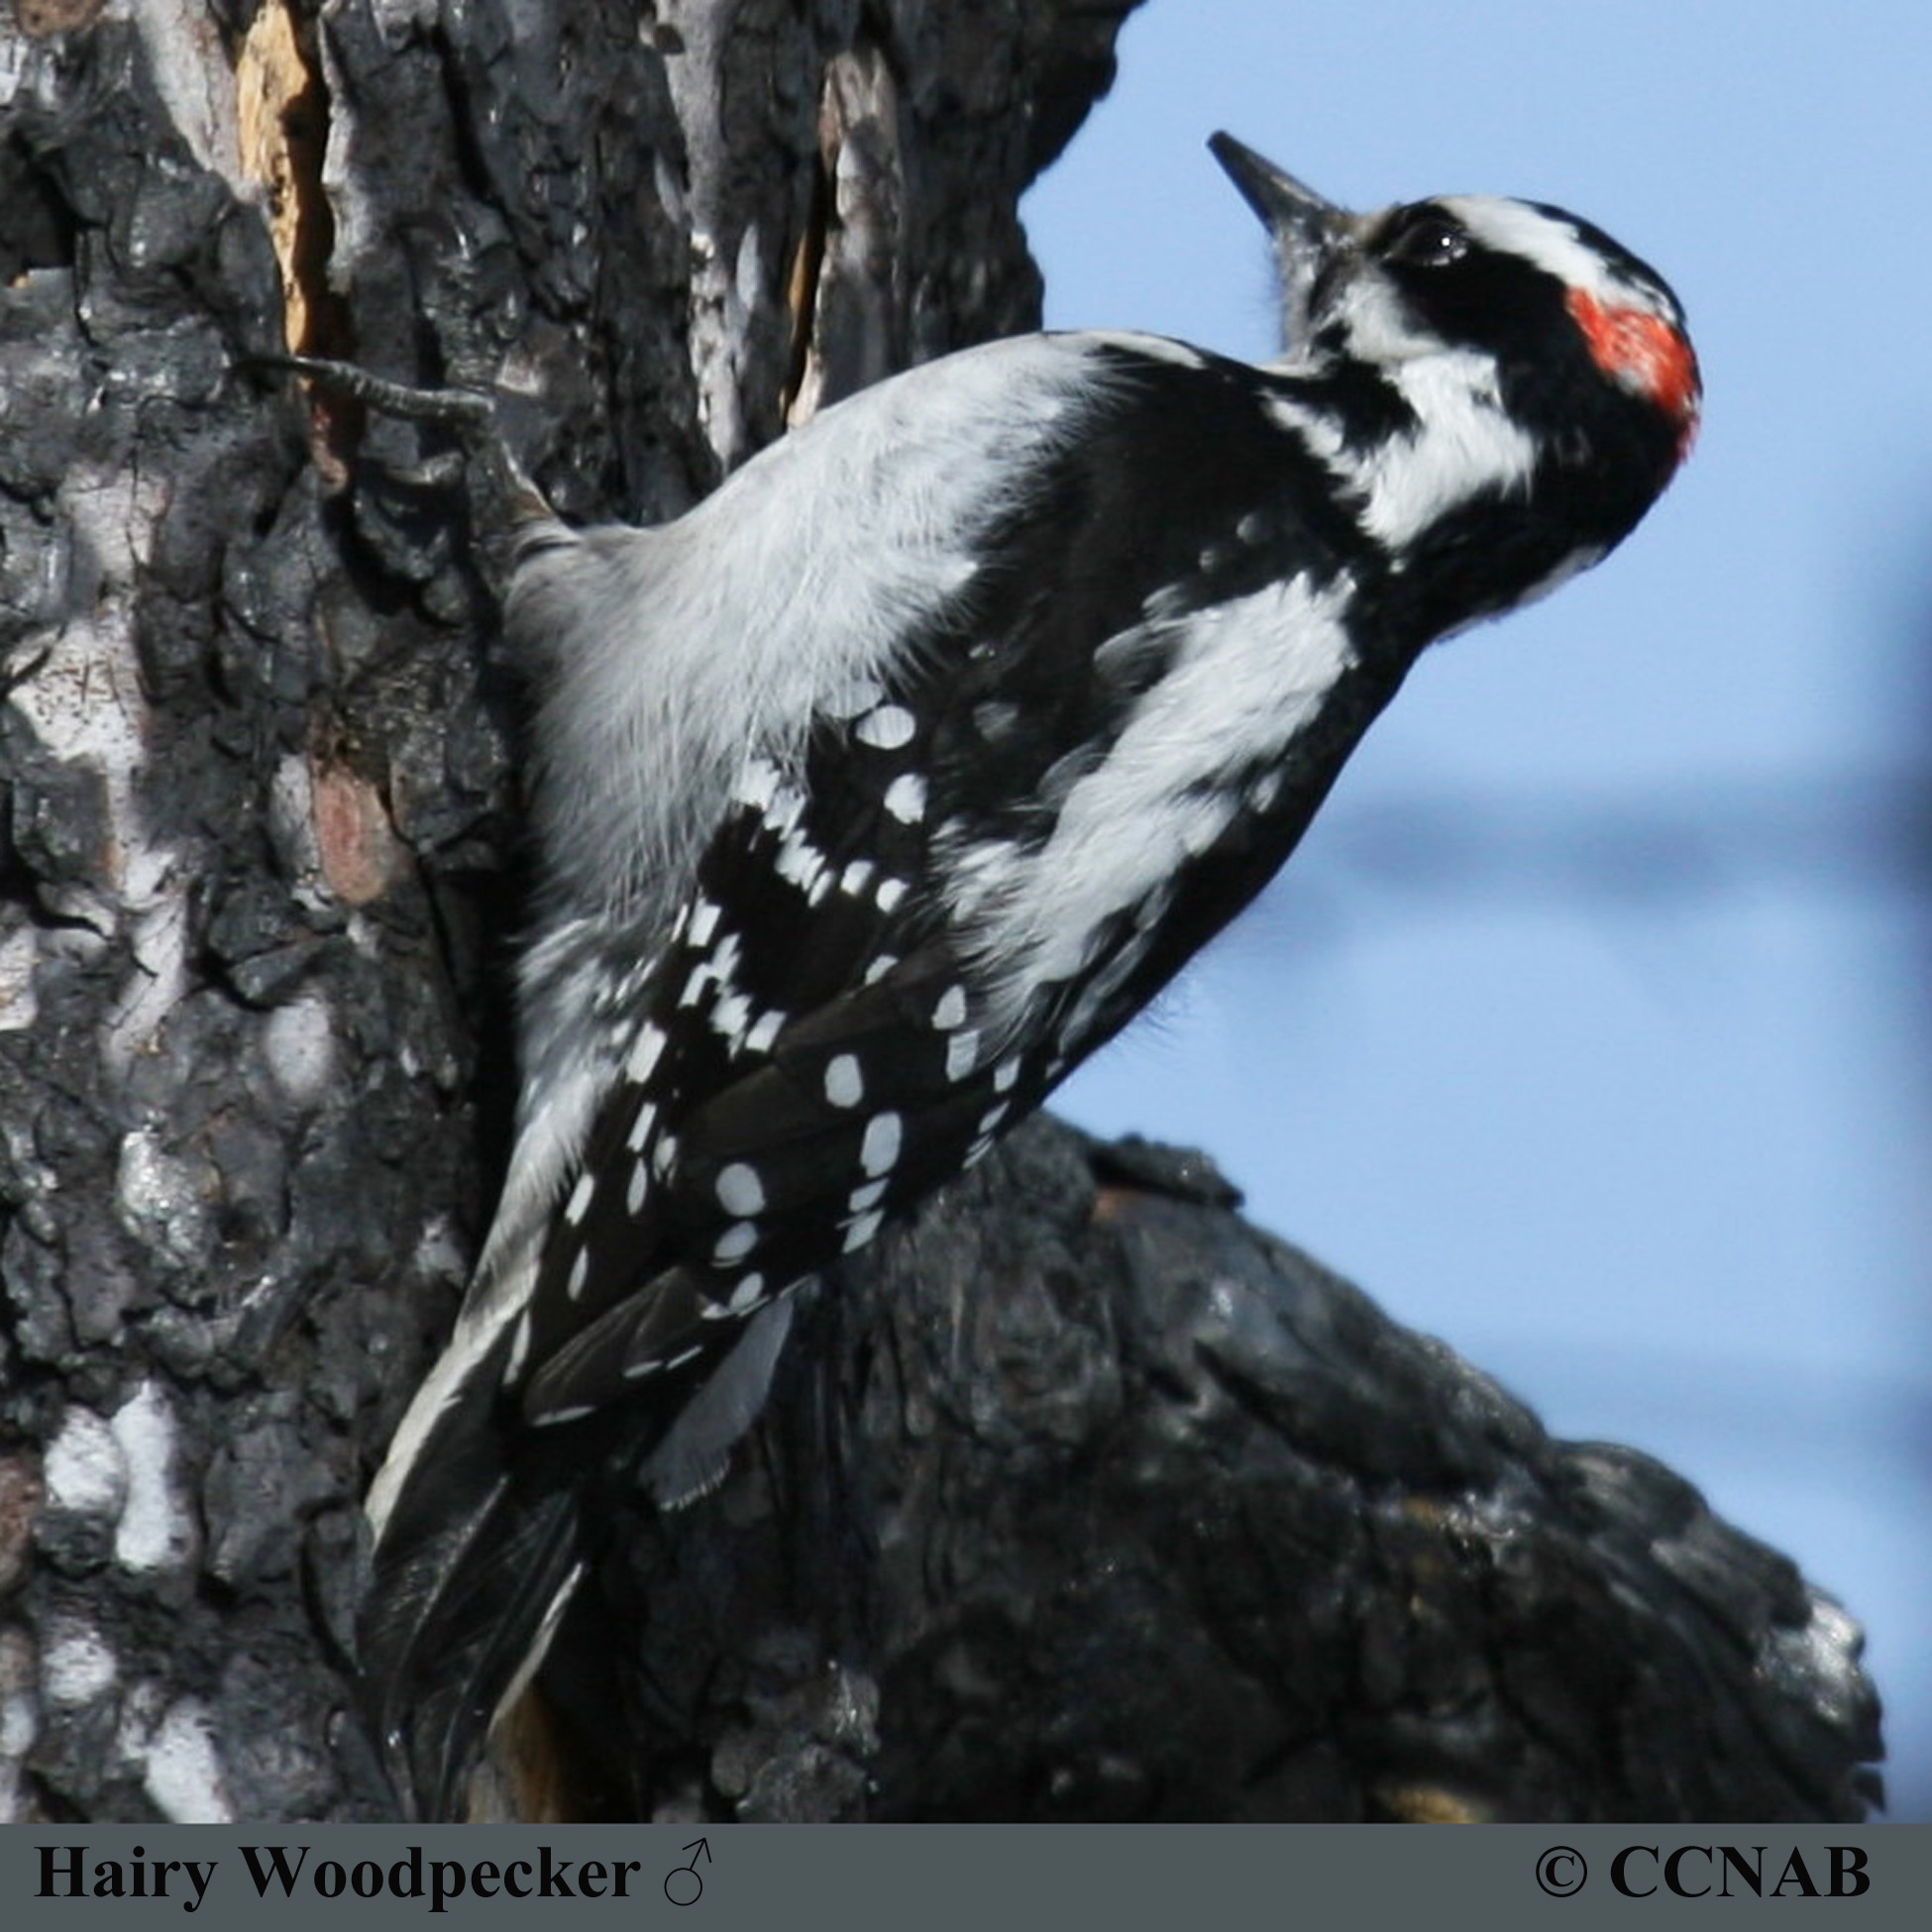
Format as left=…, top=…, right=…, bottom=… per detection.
left=516, top=339, right=1400, bottom=1425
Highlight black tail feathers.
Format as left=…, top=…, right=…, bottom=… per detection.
left=360, top=1373, right=598, bottom=1820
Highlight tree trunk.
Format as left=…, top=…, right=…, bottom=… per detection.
left=0, top=0, right=1880, bottom=1824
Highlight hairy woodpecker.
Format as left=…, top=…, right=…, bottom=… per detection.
left=362, top=133, right=1700, bottom=1816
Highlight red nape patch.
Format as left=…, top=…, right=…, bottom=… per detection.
left=1565, top=286, right=1701, bottom=459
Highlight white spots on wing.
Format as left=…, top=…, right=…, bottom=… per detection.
left=627, top=1023, right=666, bottom=1084
left=733, top=757, right=782, bottom=812
left=842, top=1210, right=884, bottom=1253
left=623, top=1356, right=665, bottom=1381
left=855, top=703, right=915, bottom=750
left=663, top=1344, right=704, bottom=1372
left=977, top=1100, right=1011, bottom=1136
left=774, top=828, right=827, bottom=895
left=1248, top=771, right=1284, bottom=815
left=875, top=878, right=909, bottom=913
left=839, top=859, right=875, bottom=897
left=847, top=1178, right=888, bottom=1213
left=711, top=989, right=755, bottom=1046
left=1097, top=624, right=1159, bottom=694
left=627, top=1159, right=650, bottom=1214
left=931, top=985, right=968, bottom=1030
left=726, top=1273, right=769, bottom=1315
left=567, top=1248, right=590, bottom=1300
left=564, top=1172, right=595, bottom=1226
left=1139, top=579, right=1195, bottom=625
left=883, top=772, right=927, bottom=824
left=759, top=774, right=807, bottom=840
left=993, top=1056, right=1021, bottom=1094
left=537, top=1403, right=596, bottom=1425
left=688, top=900, right=721, bottom=948
left=505, top=1310, right=533, bottom=1382
left=652, top=1130, right=680, bottom=1179
left=716, top=1162, right=766, bottom=1216
left=823, top=1054, right=864, bottom=1108
left=708, top=932, right=743, bottom=988
left=863, top=955, right=899, bottom=986
left=945, top=1029, right=979, bottom=1082
left=1235, top=509, right=1270, bottom=546
left=744, top=1009, right=785, bottom=1054
left=963, top=1134, right=996, bottom=1168
left=861, top=1112, right=903, bottom=1177
left=714, top=1221, right=760, bottom=1263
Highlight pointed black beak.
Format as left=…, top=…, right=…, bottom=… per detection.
left=1209, top=133, right=1343, bottom=238
left=1209, top=133, right=1351, bottom=354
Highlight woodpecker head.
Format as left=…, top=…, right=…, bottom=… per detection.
left=1209, top=132, right=1701, bottom=511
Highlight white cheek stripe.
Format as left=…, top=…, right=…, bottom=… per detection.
left=1354, top=350, right=1539, bottom=548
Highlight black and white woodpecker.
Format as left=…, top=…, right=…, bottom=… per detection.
left=361, top=134, right=1701, bottom=1816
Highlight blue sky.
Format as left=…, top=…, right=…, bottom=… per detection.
left=1024, top=0, right=1930, bottom=1819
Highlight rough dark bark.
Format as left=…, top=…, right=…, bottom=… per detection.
left=0, top=0, right=1880, bottom=1825
left=568, top=1118, right=1880, bottom=1823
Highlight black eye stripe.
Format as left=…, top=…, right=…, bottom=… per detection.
left=1385, top=208, right=1470, bottom=269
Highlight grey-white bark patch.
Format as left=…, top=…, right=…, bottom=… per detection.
left=10, top=464, right=171, bottom=892
left=110, top=1381, right=196, bottom=1573
left=42, top=1620, right=118, bottom=1707
left=132, top=0, right=244, bottom=184
left=661, top=5, right=753, bottom=469
left=262, top=993, right=337, bottom=1106
left=103, top=890, right=192, bottom=1074
left=115, top=1128, right=215, bottom=1272
left=410, top=1216, right=471, bottom=1288
left=0, top=1628, right=39, bottom=1826
left=45, top=1403, right=128, bottom=1521
left=0, top=925, right=39, bottom=1031
left=268, top=752, right=329, bottom=908
left=138, top=1695, right=234, bottom=1823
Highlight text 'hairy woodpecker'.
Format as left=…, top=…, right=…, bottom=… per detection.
left=362, top=132, right=1701, bottom=1817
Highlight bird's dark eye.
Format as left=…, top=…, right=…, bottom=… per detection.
left=1386, top=211, right=1469, bottom=270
